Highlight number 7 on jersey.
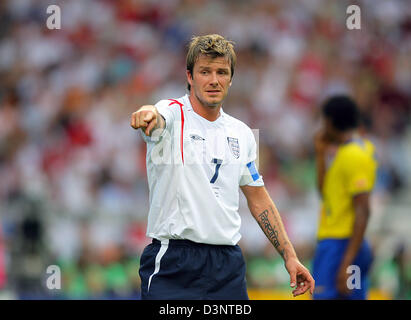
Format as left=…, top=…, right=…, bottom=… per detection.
left=210, top=158, right=223, bottom=183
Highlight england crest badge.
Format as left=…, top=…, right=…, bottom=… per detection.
left=227, top=137, right=240, bottom=159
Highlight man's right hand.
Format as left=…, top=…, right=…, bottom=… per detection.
left=314, top=129, right=329, bottom=155
left=130, top=105, right=160, bottom=136
left=314, top=129, right=330, bottom=194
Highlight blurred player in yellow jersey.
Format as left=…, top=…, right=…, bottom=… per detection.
left=312, top=95, right=378, bottom=300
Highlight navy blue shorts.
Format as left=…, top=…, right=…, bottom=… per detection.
left=139, top=238, right=249, bottom=300
left=312, top=239, right=373, bottom=300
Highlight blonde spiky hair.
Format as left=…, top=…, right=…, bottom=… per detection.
left=186, top=34, right=236, bottom=91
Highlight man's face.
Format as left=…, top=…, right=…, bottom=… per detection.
left=323, top=118, right=341, bottom=143
left=187, top=54, right=232, bottom=108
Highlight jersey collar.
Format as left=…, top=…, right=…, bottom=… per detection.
left=183, top=94, right=225, bottom=124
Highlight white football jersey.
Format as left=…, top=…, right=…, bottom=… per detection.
left=141, top=94, right=264, bottom=245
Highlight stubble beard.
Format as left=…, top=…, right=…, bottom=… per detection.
left=195, top=89, right=226, bottom=109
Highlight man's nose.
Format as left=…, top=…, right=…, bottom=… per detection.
left=210, top=72, right=218, bottom=86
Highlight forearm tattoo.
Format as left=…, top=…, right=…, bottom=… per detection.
left=258, top=210, right=280, bottom=248
left=257, top=207, right=289, bottom=260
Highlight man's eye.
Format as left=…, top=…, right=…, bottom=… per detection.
left=201, top=71, right=208, bottom=75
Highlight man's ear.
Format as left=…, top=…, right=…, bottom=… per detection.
left=186, top=70, right=193, bottom=86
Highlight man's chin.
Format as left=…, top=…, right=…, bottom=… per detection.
left=207, top=102, right=221, bottom=108
left=202, top=98, right=222, bottom=108
left=195, top=92, right=224, bottom=108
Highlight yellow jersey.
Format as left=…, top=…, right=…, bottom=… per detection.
left=317, top=138, right=378, bottom=240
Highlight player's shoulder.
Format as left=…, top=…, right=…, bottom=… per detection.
left=222, top=111, right=254, bottom=136
left=339, top=137, right=375, bottom=162
left=155, top=96, right=185, bottom=109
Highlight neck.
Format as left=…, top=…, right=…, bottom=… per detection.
left=189, top=93, right=221, bottom=122
left=339, top=130, right=356, bottom=144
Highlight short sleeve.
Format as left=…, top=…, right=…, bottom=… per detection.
left=141, top=99, right=177, bottom=144
left=239, top=127, right=264, bottom=187
left=344, top=152, right=375, bottom=195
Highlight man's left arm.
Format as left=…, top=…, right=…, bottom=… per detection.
left=241, top=185, right=315, bottom=297
left=336, top=192, right=370, bottom=295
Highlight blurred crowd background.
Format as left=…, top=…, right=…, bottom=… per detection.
left=0, top=0, right=410, bottom=300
